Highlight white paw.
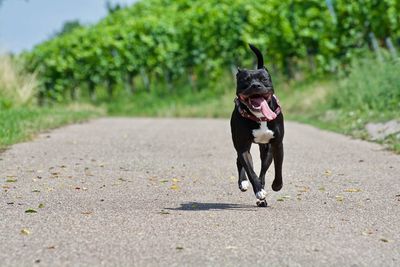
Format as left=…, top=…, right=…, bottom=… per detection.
left=240, top=180, right=249, bottom=191
left=256, top=189, right=267, bottom=200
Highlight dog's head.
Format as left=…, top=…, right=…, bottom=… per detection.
left=236, top=44, right=274, bottom=105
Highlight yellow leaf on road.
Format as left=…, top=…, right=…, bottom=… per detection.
left=170, top=184, right=180, bottom=190
left=344, top=188, right=361, bottom=192
left=21, top=228, right=30, bottom=235
left=335, top=195, right=344, bottom=202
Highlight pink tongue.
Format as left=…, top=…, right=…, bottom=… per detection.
left=250, top=97, right=277, bottom=120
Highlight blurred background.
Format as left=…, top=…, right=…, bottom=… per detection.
left=0, top=0, right=399, bottom=151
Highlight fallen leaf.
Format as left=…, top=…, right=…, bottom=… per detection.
left=32, top=189, right=40, bottom=193
left=81, top=211, right=93, bottom=215
left=38, top=203, right=45, bottom=209
left=318, top=187, right=326, bottom=192
left=160, top=179, right=169, bottom=183
left=325, top=170, right=332, bottom=176
left=159, top=210, right=170, bottom=215
left=296, top=185, right=310, bottom=193
left=344, top=188, right=361, bottom=193
left=171, top=178, right=180, bottom=183
left=47, top=246, right=55, bottom=249
left=176, top=246, right=184, bottom=250
left=21, top=228, right=30, bottom=235
left=362, top=229, right=373, bottom=236
left=276, top=198, right=284, bottom=202
left=335, top=195, right=344, bottom=202
left=170, top=184, right=180, bottom=190
left=380, top=238, right=389, bottom=243
left=25, top=209, right=37, bottom=213
left=282, top=195, right=291, bottom=199
left=6, top=179, right=17, bottom=183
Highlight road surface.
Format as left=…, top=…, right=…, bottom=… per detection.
left=1, top=118, right=399, bottom=266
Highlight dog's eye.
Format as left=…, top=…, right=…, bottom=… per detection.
left=241, top=76, right=251, bottom=82
left=261, top=77, right=269, bottom=83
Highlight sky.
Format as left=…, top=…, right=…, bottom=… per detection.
left=0, top=0, right=137, bottom=54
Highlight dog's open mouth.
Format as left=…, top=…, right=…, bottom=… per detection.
left=240, top=93, right=277, bottom=121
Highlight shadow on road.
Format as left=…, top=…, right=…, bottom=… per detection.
left=167, top=202, right=259, bottom=211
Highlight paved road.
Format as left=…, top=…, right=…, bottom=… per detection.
left=1, top=118, right=399, bottom=267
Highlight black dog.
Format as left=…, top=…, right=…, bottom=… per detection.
left=230, top=44, right=284, bottom=207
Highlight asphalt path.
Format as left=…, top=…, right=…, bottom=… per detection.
left=1, top=118, right=399, bottom=266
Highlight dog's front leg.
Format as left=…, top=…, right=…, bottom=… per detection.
left=238, top=151, right=266, bottom=200
left=236, top=158, right=249, bottom=191
left=271, top=142, right=284, bottom=191
left=259, top=144, right=273, bottom=188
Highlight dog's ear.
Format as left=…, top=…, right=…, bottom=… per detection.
left=248, top=43, right=264, bottom=69
left=237, top=67, right=242, bottom=73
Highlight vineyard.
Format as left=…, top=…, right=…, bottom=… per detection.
left=23, top=0, right=400, bottom=102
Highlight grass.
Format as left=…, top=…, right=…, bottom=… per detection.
left=96, top=73, right=238, bottom=118
left=0, top=104, right=103, bottom=150
left=278, top=55, right=400, bottom=153
left=0, top=54, right=37, bottom=107
left=0, top=54, right=104, bottom=151
left=104, top=89, right=234, bottom=118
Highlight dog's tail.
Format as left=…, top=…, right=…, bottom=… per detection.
left=249, top=44, right=264, bottom=69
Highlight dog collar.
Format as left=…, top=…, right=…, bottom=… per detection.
left=234, top=95, right=281, bottom=122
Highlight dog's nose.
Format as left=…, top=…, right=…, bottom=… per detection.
left=251, top=83, right=262, bottom=90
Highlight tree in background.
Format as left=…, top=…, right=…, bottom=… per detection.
left=53, top=20, right=83, bottom=38
left=105, top=1, right=124, bottom=14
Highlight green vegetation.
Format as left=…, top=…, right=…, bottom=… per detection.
left=1, top=0, right=399, bottom=151
left=280, top=55, right=400, bottom=152
left=0, top=55, right=37, bottom=109
left=24, top=0, right=400, bottom=103
left=0, top=55, right=102, bottom=150
left=0, top=104, right=102, bottom=150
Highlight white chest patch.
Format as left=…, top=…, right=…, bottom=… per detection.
left=253, top=122, right=274, bottom=144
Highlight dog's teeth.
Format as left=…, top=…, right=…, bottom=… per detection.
left=256, top=189, right=267, bottom=200
left=240, top=180, right=249, bottom=191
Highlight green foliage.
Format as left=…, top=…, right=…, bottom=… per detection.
left=102, top=74, right=236, bottom=117
left=0, top=104, right=103, bottom=149
left=332, top=55, right=400, bottom=112
left=278, top=55, right=400, bottom=153
left=24, top=0, right=400, bottom=102
left=0, top=54, right=37, bottom=109
left=53, top=20, right=83, bottom=38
